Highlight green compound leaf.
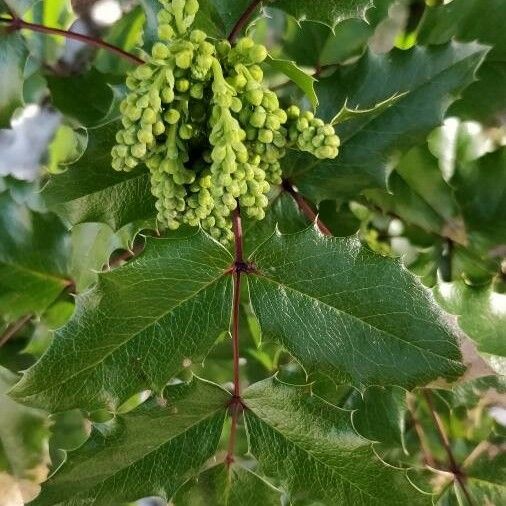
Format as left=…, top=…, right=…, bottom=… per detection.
left=272, top=0, right=373, bottom=28
left=266, top=56, right=318, bottom=109
left=288, top=42, right=487, bottom=202
left=42, top=120, right=156, bottom=230
left=174, top=463, right=283, bottom=505
left=32, top=378, right=229, bottom=506
left=243, top=378, right=430, bottom=505
left=435, top=281, right=506, bottom=357
left=247, top=228, right=465, bottom=389
left=0, top=32, right=28, bottom=128
left=10, top=231, right=233, bottom=412
left=0, top=193, right=70, bottom=322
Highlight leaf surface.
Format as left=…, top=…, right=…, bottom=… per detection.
left=0, top=33, right=27, bottom=128
left=287, top=42, right=487, bottom=201
left=42, top=120, right=155, bottom=230
left=0, top=193, right=70, bottom=322
left=243, top=378, right=430, bottom=505
left=174, top=463, right=282, bottom=505
left=273, top=0, right=373, bottom=28
left=32, top=378, right=229, bottom=506
left=247, top=228, right=465, bottom=389
left=435, top=281, right=506, bottom=357
left=266, top=56, right=318, bottom=109
left=10, top=231, right=233, bottom=412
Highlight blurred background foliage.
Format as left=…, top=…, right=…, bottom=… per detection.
left=0, top=0, right=504, bottom=504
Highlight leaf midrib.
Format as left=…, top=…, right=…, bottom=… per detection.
left=251, top=272, right=462, bottom=367
left=244, top=409, right=383, bottom=504
left=45, top=405, right=226, bottom=499
left=17, top=271, right=231, bottom=398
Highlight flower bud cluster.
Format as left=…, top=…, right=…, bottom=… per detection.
left=112, top=0, right=340, bottom=243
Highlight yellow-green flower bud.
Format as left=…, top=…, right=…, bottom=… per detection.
left=179, top=124, right=193, bottom=139
left=135, top=65, right=153, bottom=80
left=142, top=108, right=157, bottom=124
left=190, top=83, right=204, bottom=99
left=249, top=44, right=268, bottom=63
left=176, top=78, right=190, bottom=92
left=158, top=24, right=175, bottom=41
left=176, top=50, right=193, bottom=69
left=131, top=143, right=147, bottom=158
left=152, top=42, right=169, bottom=59
left=162, top=87, right=175, bottom=103
left=258, top=129, right=273, bottom=144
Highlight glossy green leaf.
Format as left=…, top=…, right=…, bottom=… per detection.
left=273, top=0, right=373, bottom=28
left=352, top=386, right=407, bottom=449
left=281, top=18, right=372, bottom=68
left=288, top=42, right=487, bottom=201
left=0, top=193, right=70, bottom=322
left=418, top=0, right=506, bottom=123
left=42, top=120, right=155, bottom=230
left=32, top=378, right=229, bottom=506
left=0, top=32, right=28, bottom=128
left=174, top=463, right=283, bottom=505
left=266, top=56, right=318, bottom=109
left=243, top=378, right=430, bottom=505
left=438, top=452, right=506, bottom=506
left=364, top=145, right=464, bottom=243
left=69, top=221, right=146, bottom=292
left=435, top=281, right=506, bottom=357
left=46, top=68, right=115, bottom=127
left=10, top=231, right=233, bottom=412
left=247, top=228, right=465, bottom=389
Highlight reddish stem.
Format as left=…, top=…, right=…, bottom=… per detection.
left=282, top=180, right=332, bottom=236
left=2, top=16, right=144, bottom=65
left=225, top=207, right=246, bottom=466
left=0, top=315, right=32, bottom=347
left=228, top=0, right=263, bottom=43
left=423, top=390, right=474, bottom=505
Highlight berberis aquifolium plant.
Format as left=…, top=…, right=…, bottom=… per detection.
left=111, top=0, right=339, bottom=242
left=0, top=0, right=505, bottom=505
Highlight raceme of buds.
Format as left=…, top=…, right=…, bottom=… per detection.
left=111, top=0, right=340, bottom=244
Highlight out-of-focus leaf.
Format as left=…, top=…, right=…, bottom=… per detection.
left=0, top=33, right=28, bottom=128
left=435, top=280, right=506, bottom=357
left=287, top=42, right=487, bottom=202
left=174, top=463, right=283, bottom=505
left=0, top=366, right=50, bottom=505
left=0, top=192, right=70, bottom=322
